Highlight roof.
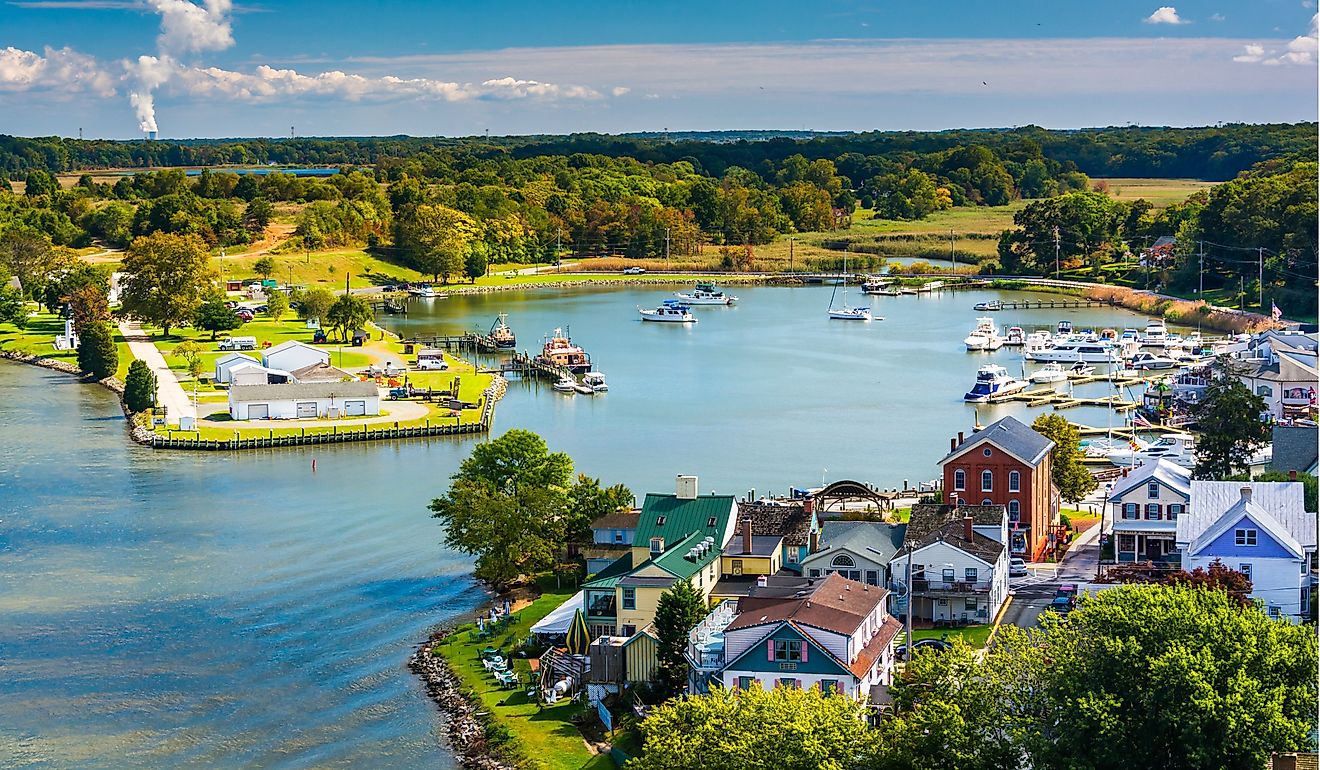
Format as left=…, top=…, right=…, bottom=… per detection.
left=1271, top=426, right=1319, bottom=475
left=725, top=573, right=888, bottom=637
left=942, top=416, right=1054, bottom=467
left=711, top=571, right=810, bottom=599
left=529, top=591, right=585, bottom=636
left=845, top=615, right=903, bottom=679
left=1253, top=331, right=1319, bottom=355
left=582, top=544, right=630, bottom=561
left=581, top=552, right=634, bottom=590
left=227, top=380, right=380, bottom=403
left=634, top=492, right=736, bottom=544
left=903, top=504, right=1006, bottom=564
left=1108, top=459, right=1192, bottom=501
left=263, top=339, right=327, bottom=357
left=1180, top=481, right=1315, bottom=556
left=721, top=533, right=784, bottom=558
left=1243, top=350, right=1319, bottom=382
left=805, top=520, right=907, bottom=566
left=215, top=352, right=258, bottom=367
left=590, top=510, right=640, bottom=531
left=289, top=362, right=355, bottom=382
left=736, top=502, right=816, bottom=546
left=647, top=529, right=723, bottom=580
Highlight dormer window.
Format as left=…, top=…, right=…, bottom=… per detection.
left=1235, top=528, right=1257, bottom=547
left=656, top=516, right=666, bottom=526
left=707, top=517, right=717, bottom=528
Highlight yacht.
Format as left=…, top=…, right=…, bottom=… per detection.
left=409, top=284, right=447, bottom=299
left=1138, top=319, right=1170, bottom=347
left=639, top=301, right=697, bottom=323
left=861, top=277, right=891, bottom=294
left=1128, top=351, right=1179, bottom=370
left=674, top=281, right=737, bottom=305
left=1024, top=341, right=1120, bottom=364
left=1106, top=433, right=1197, bottom=468
left=964, top=317, right=1005, bottom=351
left=1004, top=327, right=1025, bottom=346
left=1119, top=328, right=1140, bottom=346
left=489, top=313, right=516, bottom=350
left=827, top=251, right=873, bottom=320
left=964, top=365, right=1030, bottom=402
left=1030, top=362, right=1068, bottom=383
left=536, top=328, right=592, bottom=373
left=583, top=372, right=609, bottom=392
left=552, top=376, right=578, bottom=394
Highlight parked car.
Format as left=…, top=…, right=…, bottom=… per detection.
left=1045, top=596, right=1074, bottom=616
left=1054, top=584, right=1078, bottom=604
left=1009, top=557, right=1028, bottom=577
left=895, top=638, right=952, bottom=660
left=622, top=266, right=646, bottom=275
left=234, top=308, right=255, bottom=321
left=254, top=304, right=269, bottom=314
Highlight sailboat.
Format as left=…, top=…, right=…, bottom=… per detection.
left=827, top=251, right=874, bottom=321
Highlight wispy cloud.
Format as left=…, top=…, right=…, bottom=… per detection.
left=1144, top=6, right=1189, bottom=24
left=1233, top=13, right=1318, bottom=64
left=1209, top=13, right=1226, bottom=21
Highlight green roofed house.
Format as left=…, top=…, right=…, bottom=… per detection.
left=581, top=475, right=737, bottom=640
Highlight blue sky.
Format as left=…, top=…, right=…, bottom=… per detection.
left=0, top=0, right=1315, bottom=139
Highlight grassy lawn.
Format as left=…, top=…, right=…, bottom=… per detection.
left=907, top=624, right=995, bottom=649
left=433, top=587, right=615, bottom=770
left=145, top=317, right=375, bottom=383
left=0, top=310, right=133, bottom=380
left=214, top=248, right=426, bottom=289
left=1094, top=178, right=1216, bottom=205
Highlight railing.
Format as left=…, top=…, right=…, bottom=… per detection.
left=912, top=579, right=993, bottom=593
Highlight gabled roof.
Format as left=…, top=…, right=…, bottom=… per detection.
left=582, top=552, right=634, bottom=589
left=263, top=339, right=327, bottom=357
left=736, top=502, right=816, bottom=546
left=725, top=573, right=887, bottom=637
left=590, top=510, right=640, bottom=531
left=1179, top=481, right=1315, bottom=556
left=803, top=521, right=906, bottom=566
left=289, top=361, right=355, bottom=382
left=647, top=529, right=723, bottom=580
left=1108, top=459, right=1192, bottom=501
left=941, top=416, right=1053, bottom=467
left=228, top=380, right=379, bottom=402
left=634, top=492, right=736, bottom=544
left=903, top=504, right=1006, bottom=565
left=1271, top=426, right=1319, bottom=476
left=1243, top=350, right=1319, bottom=382
left=215, top=352, right=258, bottom=367
left=720, top=620, right=853, bottom=679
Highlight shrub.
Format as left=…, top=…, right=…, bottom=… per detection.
left=123, top=359, right=157, bottom=412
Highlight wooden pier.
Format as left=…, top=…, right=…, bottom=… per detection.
left=405, top=332, right=505, bottom=354
left=983, top=299, right=1107, bottom=310
left=498, top=351, right=573, bottom=381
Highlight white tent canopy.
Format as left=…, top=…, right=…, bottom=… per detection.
left=530, top=591, right=584, bottom=636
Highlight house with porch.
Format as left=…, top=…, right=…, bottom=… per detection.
left=697, top=573, right=901, bottom=700
left=1231, top=331, right=1319, bottom=422
left=584, top=509, right=640, bottom=575
left=939, top=416, right=1059, bottom=561
left=1108, top=459, right=1192, bottom=563
left=800, top=520, right=906, bottom=588
left=1177, top=481, right=1316, bottom=622
left=890, top=504, right=1009, bottom=625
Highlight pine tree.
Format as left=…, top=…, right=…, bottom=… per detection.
left=123, top=359, right=157, bottom=412
left=653, top=580, right=706, bottom=698
left=76, top=320, right=117, bottom=380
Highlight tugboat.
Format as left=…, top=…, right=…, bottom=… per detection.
left=963, top=365, right=1030, bottom=402
left=674, top=281, right=737, bottom=305
left=536, top=328, right=592, bottom=373
left=489, top=313, right=516, bottom=350
left=639, top=300, right=697, bottom=323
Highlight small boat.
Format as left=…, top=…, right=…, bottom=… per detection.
left=1128, top=351, right=1179, bottom=370
left=1030, top=363, right=1067, bottom=383
left=573, top=382, right=595, bottom=395
left=964, top=317, right=1005, bottom=351
left=536, top=328, right=592, bottom=373
left=552, top=376, right=578, bottom=393
left=1107, top=433, right=1197, bottom=468
left=489, top=313, right=516, bottom=350
left=1067, top=362, right=1097, bottom=377
left=964, top=365, right=1030, bottom=402
left=973, top=300, right=1003, bottom=311
left=827, top=251, right=872, bottom=321
left=640, top=301, right=697, bottom=323
left=861, top=277, right=890, bottom=294
left=674, top=281, right=737, bottom=305
left=409, top=284, right=447, bottom=299
left=1057, top=320, right=1073, bottom=336
left=899, top=287, right=919, bottom=295
left=583, top=371, right=609, bottom=392
left=875, top=288, right=903, bottom=297
left=382, top=298, right=406, bottom=314
left=1004, top=327, right=1025, bottom=346
left=1119, top=328, right=1140, bottom=345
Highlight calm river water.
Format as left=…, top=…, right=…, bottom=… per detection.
left=0, top=284, right=1168, bottom=768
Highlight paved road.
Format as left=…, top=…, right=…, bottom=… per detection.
left=1001, top=523, right=1103, bottom=630
left=118, top=321, right=195, bottom=425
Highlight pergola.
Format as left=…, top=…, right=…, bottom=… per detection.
left=814, top=479, right=893, bottom=515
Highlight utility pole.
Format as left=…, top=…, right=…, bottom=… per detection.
left=1053, top=226, right=1061, bottom=280
left=664, top=227, right=671, bottom=262
left=1197, top=240, right=1204, bottom=296
left=556, top=228, right=562, bottom=272
left=949, top=229, right=955, bottom=270
left=1257, top=246, right=1264, bottom=310
left=903, top=542, right=914, bottom=662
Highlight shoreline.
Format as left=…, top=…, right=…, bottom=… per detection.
left=409, top=629, right=517, bottom=770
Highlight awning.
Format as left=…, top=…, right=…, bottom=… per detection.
left=530, top=591, right=584, bottom=636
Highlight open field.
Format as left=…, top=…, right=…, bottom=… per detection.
left=1094, top=177, right=1216, bottom=205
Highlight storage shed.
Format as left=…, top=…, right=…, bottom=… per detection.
left=261, top=340, right=330, bottom=373
left=214, top=352, right=259, bottom=384
left=228, top=381, right=381, bottom=420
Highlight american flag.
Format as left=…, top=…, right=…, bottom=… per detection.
left=1133, top=414, right=1153, bottom=428
left=1271, top=301, right=1282, bottom=322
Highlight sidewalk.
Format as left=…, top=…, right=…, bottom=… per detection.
left=117, top=320, right=195, bottom=425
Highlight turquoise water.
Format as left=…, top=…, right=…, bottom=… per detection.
left=0, top=285, right=1167, bottom=767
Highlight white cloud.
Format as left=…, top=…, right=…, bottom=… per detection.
left=1233, top=13, right=1317, bottom=65
left=148, top=0, right=233, bottom=55
left=1144, top=6, right=1188, bottom=24
left=611, top=86, right=630, bottom=97
left=0, top=45, right=116, bottom=95
left=1209, top=13, right=1225, bottom=21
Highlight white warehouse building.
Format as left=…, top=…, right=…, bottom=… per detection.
left=228, top=381, right=381, bottom=420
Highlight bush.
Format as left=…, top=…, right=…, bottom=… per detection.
left=123, top=359, right=157, bottom=412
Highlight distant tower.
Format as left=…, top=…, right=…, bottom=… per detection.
left=78, top=127, right=83, bottom=140
left=146, top=130, right=157, bottom=140
left=290, top=126, right=295, bottom=139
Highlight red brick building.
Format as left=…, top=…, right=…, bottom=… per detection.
left=939, top=417, right=1059, bottom=562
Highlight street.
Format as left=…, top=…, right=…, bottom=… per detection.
left=1000, top=522, right=1101, bottom=630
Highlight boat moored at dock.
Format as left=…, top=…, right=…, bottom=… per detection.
left=964, top=317, right=1005, bottom=351
left=489, top=313, right=517, bottom=349
left=1024, top=341, right=1120, bottom=364
left=964, top=364, right=1030, bottom=402
left=536, top=328, right=592, bottom=373
left=1030, top=362, right=1068, bottom=383
left=583, top=372, right=609, bottom=392
left=674, top=281, right=738, bottom=305
left=408, top=284, right=447, bottom=299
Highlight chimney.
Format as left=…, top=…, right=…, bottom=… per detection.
left=1240, top=486, right=1253, bottom=502
left=742, top=518, right=753, bottom=555
left=947, top=491, right=957, bottom=505
left=756, top=574, right=768, bottom=587
left=963, top=515, right=974, bottom=541
left=950, top=437, right=957, bottom=452
left=1289, top=470, right=1298, bottom=481
left=676, top=475, right=698, bottom=500
left=958, top=431, right=965, bottom=445
left=809, top=528, right=819, bottom=553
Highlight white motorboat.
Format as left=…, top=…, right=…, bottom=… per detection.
left=1106, top=433, right=1197, bottom=468
left=1067, top=362, right=1097, bottom=377
left=640, top=301, right=697, bottom=323
left=861, top=277, right=890, bottom=294
left=973, top=300, right=1003, bottom=311
left=827, top=251, right=872, bottom=320
left=1004, top=327, right=1025, bottom=346
left=583, top=371, right=609, bottom=392
left=409, top=284, right=447, bottom=299
left=964, top=317, right=1005, bottom=351
left=552, top=376, right=578, bottom=393
left=573, top=382, right=595, bottom=395
left=964, top=365, right=1030, bottom=402
left=1138, top=319, right=1170, bottom=347
left=1025, top=342, right=1120, bottom=364
left=1030, top=363, right=1068, bottom=383
left=1128, top=351, right=1179, bottom=370
left=674, top=281, right=737, bottom=305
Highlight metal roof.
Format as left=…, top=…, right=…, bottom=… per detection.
left=634, top=492, right=736, bottom=544
left=804, top=520, right=907, bottom=566
left=1179, top=481, right=1314, bottom=554
left=942, top=416, right=1053, bottom=466
left=227, top=380, right=379, bottom=402
left=1108, top=459, right=1192, bottom=501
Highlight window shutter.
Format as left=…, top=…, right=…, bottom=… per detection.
left=767, top=639, right=775, bottom=660
left=800, top=640, right=808, bottom=662
left=795, top=679, right=802, bottom=690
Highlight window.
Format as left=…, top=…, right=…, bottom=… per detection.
left=964, top=567, right=978, bottom=582
left=832, top=554, right=856, bottom=568
left=1123, top=503, right=1139, bottom=520
left=982, top=499, right=993, bottom=506
left=773, top=639, right=804, bottom=662
left=820, top=679, right=838, bottom=695
left=1239, top=563, right=1252, bottom=581
left=865, top=570, right=879, bottom=586
left=620, top=624, right=636, bottom=637
left=1118, top=534, right=1136, bottom=552
left=953, top=469, right=966, bottom=491
left=1145, top=503, right=1161, bottom=520
left=778, top=678, right=799, bottom=689
left=1235, top=529, right=1258, bottom=547
left=1009, top=471, right=1020, bottom=492
left=1167, top=504, right=1184, bottom=519
left=613, top=530, right=624, bottom=543
left=981, top=470, right=994, bottom=492
left=1008, top=500, right=1020, bottom=519
left=937, top=598, right=948, bottom=606
left=787, top=548, right=799, bottom=564
left=808, top=569, right=821, bottom=578
left=983, top=447, right=993, bottom=457
left=941, top=567, right=956, bottom=583
left=707, top=517, right=717, bottom=527
left=1147, top=481, right=1160, bottom=499
left=656, top=516, right=666, bottom=526
left=649, top=537, right=664, bottom=555
left=621, top=587, right=636, bottom=610
left=1267, top=605, right=1281, bottom=619
left=737, top=676, right=756, bottom=690
left=965, top=598, right=978, bottom=611
left=1257, top=385, right=1273, bottom=398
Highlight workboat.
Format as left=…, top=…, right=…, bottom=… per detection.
left=489, top=313, right=516, bottom=350
left=409, top=284, right=447, bottom=299
left=536, top=328, right=592, bottom=373
left=1128, top=351, right=1179, bottom=370
left=1004, top=327, right=1025, bottom=346
left=1030, top=363, right=1068, bottom=383
left=973, top=300, right=1003, bottom=311
left=1106, top=433, right=1197, bottom=468
left=674, top=281, right=737, bottom=305
left=964, top=365, right=1030, bottom=402
left=964, top=317, right=1005, bottom=351
left=639, top=301, right=697, bottom=323
left=582, top=371, right=609, bottom=392
left=1138, top=319, right=1170, bottom=347
left=827, top=251, right=873, bottom=320
left=1024, top=342, right=1120, bottom=364
left=861, top=277, right=891, bottom=294
left=552, top=376, right=578, bottom=394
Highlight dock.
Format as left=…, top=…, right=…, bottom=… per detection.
left=405, top=332, right=506, bottom=354
left=978, top=299, right=1107, bottom=310
left=498, top=351, right=573, bottom=381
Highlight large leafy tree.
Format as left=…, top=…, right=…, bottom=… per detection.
left=76, top=320, right=117, bottom=380
left=630, top=682, right=872, bottom=770
left=1192, top=356, right=1271, bottom=479
left=194, top=297, right=242, bottom=340
left=652, top=580, right=707, bottom=699
left=566, top=474, right=634, bottom=545
left=0, top=226, right=54, bottom=299
left=123, top=359, right=157, bottom=412
left=429, top=430, right=574, bottom=587
left=395, top=203, right=478, bottom=283
left=324, top=294, right=372, bottom=342
left=295, top=286, right=335, bottom=323
left=1031, top=413, right=1098, bottom=503
left=119, top=232, right=214, bottom=336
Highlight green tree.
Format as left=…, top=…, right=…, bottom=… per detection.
left=119, top=232, right=214, bottom=336
left=123, top=358, right=157, bottom=412
left=0, top=226, right=54, bottom=299
left=463, top=246, right=488, bottom=283
left=395, top=203, right=478, bottom=283
left=629, top=682, right=873, bottom=770
left=266, top=290, right=289, bottom=322
left=1030, top=413, right=1097, bottom=503
left=0, top=276, right=26, bottom=327
left=296, top=286, right=335, bottom=323
left=243, top=197, right=275, bottom=234
left=653, top=580, right=706, bottom=699
left=194, top=297, right=242, bottom=341
left=428, top=429, right=574, bottom=587
left=175, top=340, right=204, bottom=380
left=566, top=475, right=634, bottom=545
left=76, top=320, right=117, bottom=380
left=1192, top=356, right=1271, bottom=479
left=324, top=294, right=372, bottom=342
left=252, top=256, right=276, bottom=280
